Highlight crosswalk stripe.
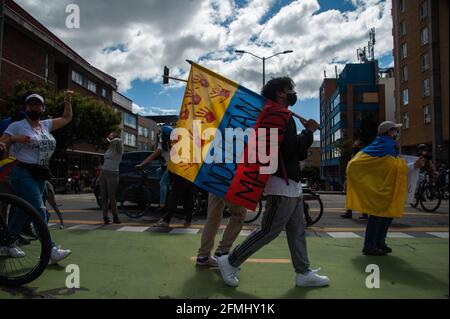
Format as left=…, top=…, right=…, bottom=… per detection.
left=327, top=232, right=361, bottom=238
left=117, top=226, right=150, bottom=232
left=426, top=232, right=449, bottom=238
left=386, top=232, right=414, bottom=238
left=170, top=228, right=200, bottom=234
left=67, top=224, right=102, bottom=230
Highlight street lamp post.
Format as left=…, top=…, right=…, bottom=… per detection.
left=235, top=49, right=293, bottom=87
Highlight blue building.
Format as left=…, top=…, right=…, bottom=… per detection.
left=319, top=61, right=387, bottom=190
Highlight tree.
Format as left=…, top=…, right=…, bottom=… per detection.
left=6, top=81, right=121, bottom=155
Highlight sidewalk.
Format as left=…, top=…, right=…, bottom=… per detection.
left=0, top=230, right=447, bottom=299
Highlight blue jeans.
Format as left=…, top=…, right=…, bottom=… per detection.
left=159, top=169, right=169, bottom=206
left=363, top=215, right=393, bottom=251
left=8, top=167, right=56, bottom=247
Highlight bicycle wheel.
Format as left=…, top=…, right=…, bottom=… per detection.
left=0, top=193, right=52, bottom=287
left=244, top=199, right=263, bottom=224
left=119, top=185, right=151, bottom=219
left=420, top=182, right=441, bottom=212
left=303, top=191, right=323, bottom=226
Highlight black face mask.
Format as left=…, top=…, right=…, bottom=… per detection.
left=287, top=93, right=297, bottom=106
left=26, top=111, right=43, bottom=121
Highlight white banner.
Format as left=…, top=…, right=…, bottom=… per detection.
left=400, top=155, right=420, bottom=204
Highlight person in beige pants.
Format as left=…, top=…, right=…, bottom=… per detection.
left=196, top=193, right=247, bottom=266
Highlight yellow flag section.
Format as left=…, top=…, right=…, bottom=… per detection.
left=346, top=152, right=408, bottom=218
left=168, top=62, right=238, bottom=182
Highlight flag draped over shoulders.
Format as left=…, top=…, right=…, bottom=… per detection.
left=346, top=136, right=408, bottom=218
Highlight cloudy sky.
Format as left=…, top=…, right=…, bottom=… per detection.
left=16, top=0, right=393, bottom=135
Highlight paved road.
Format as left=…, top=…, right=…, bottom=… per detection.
left=51, top=193, right=449, bottom=232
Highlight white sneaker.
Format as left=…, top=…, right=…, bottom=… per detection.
left=8, top=246, right=26, bottom=258
left=296, top=269, right=330, bottom=287
left=50, top=247, right=72, bottom=264
left=217, top=255, right=239, bottom=287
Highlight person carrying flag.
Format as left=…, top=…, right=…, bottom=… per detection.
left=346, top=121, right=425, bottom=256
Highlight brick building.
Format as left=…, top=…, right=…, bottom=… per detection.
left=392, top=0, right=449, bottom=164
left=112, top=91, right=138, bottom=153
left=0, top=0, right=119, bottom=182
left=138, top=115, right=159, bottom=151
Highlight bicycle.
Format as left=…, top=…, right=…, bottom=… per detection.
left=410, top=172, right=442, bottom=212
left=0, top=191, right=52, bottom=286
left=244, top=188, right=324, bottom=226
left=119, top=169, right=207, bottom=219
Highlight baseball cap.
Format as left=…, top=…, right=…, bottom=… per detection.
left=25, top=94, right=45, bottom=107
left=378, top=121, right=402, bottom=135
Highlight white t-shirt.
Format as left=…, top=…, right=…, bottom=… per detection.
left=5, top=119, right=56, bottom=166
left=263, top=175, right=303, bottom=198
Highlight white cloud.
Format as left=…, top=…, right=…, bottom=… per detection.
left=16, top=0, right=393, bottom=99
left=132, top=102, right=145, bottom=115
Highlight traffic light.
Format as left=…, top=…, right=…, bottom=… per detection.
left=163, top=66, right=169, bottom=84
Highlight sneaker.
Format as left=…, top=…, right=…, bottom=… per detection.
left=103, top=216, right=111, bottom=225
left=8, top=246, right=26, bottom=258
left=296, top=269, right=330, bottom=287
left=217, top=255, right=239, bottom=287
left=153, top=219, right=169, bottom=228
left=359, top=214, right=369, bottom=220
left=50, top=247, right=72, bottom=264
left=196, top=255, right=218, bottom=267
left=362, top=248, right=386, bottom=256
left=340, top=212, right=353, bottom=219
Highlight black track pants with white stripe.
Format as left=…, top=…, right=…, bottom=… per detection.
left=228, top=195, right=310, bottom=274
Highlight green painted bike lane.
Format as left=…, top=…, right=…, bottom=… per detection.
left=0, top=230, right=448, bottom=299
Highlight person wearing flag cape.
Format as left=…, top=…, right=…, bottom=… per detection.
left=346, top=121, right=425, bottom=256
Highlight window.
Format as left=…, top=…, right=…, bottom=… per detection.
left=87, top=80, right=97, bottom=93
left=124, top=132, right=137, bottom=147
left=138, top=126, right=149, bottom=138
left=150, top=130, right=155, bottom=141
left=402, top=65, right=408, bottom=82
left=401, top=43, right=407, bottom=59
left=332, top=113, right=340, bottom=127
left=399, top=0, right=405, bottom=13
left=402, top=89, right=409, bottom=105
left=423, top=78, right=431, bottom=97
left=421, top=53, right=430, bottom=71
left=421, top=27, right=429, bottom=45
left=102, top=88, right=107, bottom=98
left=71, top=70, right=83, bottom=85
left=124, top=112, right=137, bottom=129
left=400, top=21, right=406, bottom=36
left=423, top=105, right=431, bottom=124
left=402, top=112, right=409, bottom=129
left=420, top=1, right=428, bottom=19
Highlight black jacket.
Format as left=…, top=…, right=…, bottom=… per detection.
left=273, top=117, right=314, bottom=183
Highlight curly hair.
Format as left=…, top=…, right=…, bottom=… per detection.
left=261, top=77, right=295, bottom=101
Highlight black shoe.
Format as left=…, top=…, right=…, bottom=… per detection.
left=113, top=216, right=121, bottom=224
left=363, top=248, right=387, bottom=256
left=341, top=212, right=353, bottom=219
left=377, top=244, right=392, bottom=253
left=359, top=214, right=369, bottom=220
left=104, top=216, right=111, bottom=225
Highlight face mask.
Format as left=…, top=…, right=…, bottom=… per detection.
left=26, top=111, right=43, bottom=121
left=286, top=93, right=297, bottom=106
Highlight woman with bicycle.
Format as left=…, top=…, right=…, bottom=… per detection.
left=0, top=91, right=73, bottom=263
left=99, top=130, right=123, bottom=225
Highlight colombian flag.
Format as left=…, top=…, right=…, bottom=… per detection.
left=168, top=61, right=292, bottom=210
left=0, top=156, right=18, bottom=182
left=346, top=135, right=408, bottom=218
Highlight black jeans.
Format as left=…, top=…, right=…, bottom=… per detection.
left=363, top=215, right=393, bottom=251
left=163, top=174, right=194, bottom=224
